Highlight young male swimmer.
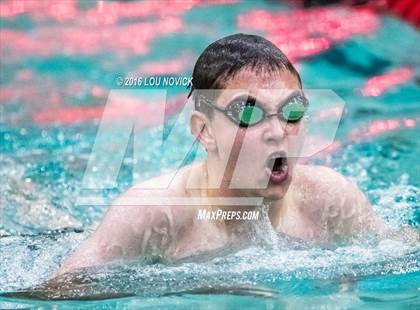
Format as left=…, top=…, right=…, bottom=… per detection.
left=56, top=33, right=388, bottom=275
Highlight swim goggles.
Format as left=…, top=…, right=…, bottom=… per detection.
left=197, top=92, right=308, bottom=127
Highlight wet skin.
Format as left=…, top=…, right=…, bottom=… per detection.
left=55, top=69, right=388, bottom=275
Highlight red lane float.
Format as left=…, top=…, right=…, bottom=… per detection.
left=135, top=53, right=193, bottom=76
left=307, top=117, right=418, bottom=161
left=0, top=0, right=238, bottom=59
left=237, top=7, right=378, bottom=60
left=0, top=17, right=183, bottom=58
left=0, top=0, right=77, bottom=21
left=349, top=117, right=418, bottom=142
left=388, top=0, right=420, bottom=27
left=32, top=94, right=187, bottom=126
left=361, top=68, right=414, bottom=97
left=0, top=0, right=238, bottom=23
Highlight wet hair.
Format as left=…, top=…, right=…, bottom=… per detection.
left=189, top=33, right=302, bottom=116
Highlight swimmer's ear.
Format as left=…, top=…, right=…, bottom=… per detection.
left=190, top=111, right=217, bottom=152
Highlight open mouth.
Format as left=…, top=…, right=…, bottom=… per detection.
left=265, top=152, right=289, bottom=184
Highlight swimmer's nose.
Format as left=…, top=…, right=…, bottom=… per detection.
left=262, top=115, right=285, bottom=144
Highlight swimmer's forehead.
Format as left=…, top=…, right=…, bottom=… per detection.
left=216, top=89, right=304, bottom=106
left=215, top=69, right=302, bottom=108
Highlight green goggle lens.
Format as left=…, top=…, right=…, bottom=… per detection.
left=237, top=103, right=306, bottom=126
left=281, top=102, right=306, bottom=123
left=238, top=105, right=264, bottom=126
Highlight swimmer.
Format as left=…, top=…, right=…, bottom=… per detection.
left=55, top=33, right=389, bottom=276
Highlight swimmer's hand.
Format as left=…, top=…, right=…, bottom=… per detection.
left=7, top=265, right=280, bottom=301
left=2, top=267, right=135, bottom=300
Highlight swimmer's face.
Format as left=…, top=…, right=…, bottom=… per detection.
left=204, top=69, right=305, bottom=200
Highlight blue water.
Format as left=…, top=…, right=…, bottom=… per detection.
left=1, top=1, right=419, bottom=309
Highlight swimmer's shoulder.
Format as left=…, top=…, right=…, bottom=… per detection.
left=293, top=164, right=350, bottom=194
left=292, top=164, right=384, bottom=236
left=131, top=161, right=202, bottom=192
left=58, top=165, right=201, bottom=272
left=111, top=163, right=199, bottom=230
left=291, top=164, right=355, bottom=215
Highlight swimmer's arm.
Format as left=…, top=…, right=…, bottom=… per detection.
left=54, top=201, right=174, bottom=276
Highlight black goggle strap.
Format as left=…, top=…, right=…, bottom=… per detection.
left=187, top=79, right=194, bottom=99
left=197, top=95, right=227, bottom=113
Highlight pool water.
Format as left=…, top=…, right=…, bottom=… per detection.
left=1, top=1, right=419, bottom=309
